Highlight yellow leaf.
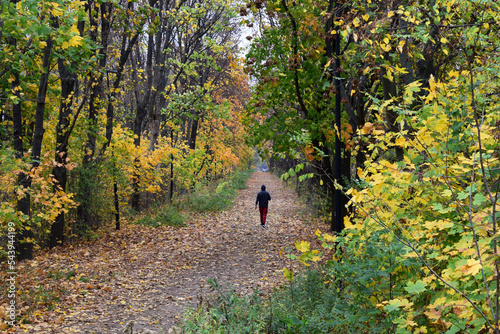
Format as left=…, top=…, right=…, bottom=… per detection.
left=357, top=167, right=363, bottom=179
left=405, top=319, right=417, bottom=327
left=395, top=137, right=406, bottom=147
left=283, top=267, right=293, bottom=281
left=435, top=118, right=447, bottom=133
left=424, top=308, right=441, bottom=320
left=51, top=3, right=64, bottom=17
left=61, top=35, right=83, bottom=49
left=428, top=75, right=436, bottom=91
left=295, top=240, right=310, bottom=253
left=436, top=219, right=453, bottom=230
left=461, top=259, right=481, bottom=276
left=431, top=297, right=447, bottom=307
left=323, top=233, right=337, bottom=243
left=311, top=255, right=321, bottom=262
left=344, top=216, right=355, bottom=230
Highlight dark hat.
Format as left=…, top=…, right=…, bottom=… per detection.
left=261, top=185, right=266, bottom=190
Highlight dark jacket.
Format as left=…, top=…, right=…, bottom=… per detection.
left=256, top=191, right=271, bottom=208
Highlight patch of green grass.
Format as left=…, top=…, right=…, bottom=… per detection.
left=65, top=269, right=76, bottom=279
left=78, top=276, right=90, bottom=283
left=27, top=286, right=66, bottom=312
left=47, top=268, right=78, bottom=281
left=135, top=206, right=186, bottom=228
left=230, top=169, right=253, bottom=190
left=47, top=269, right=65, bottom=280
left=186, top=183, right=235, bottom=212
left=184, top=170, right=253, bottom=213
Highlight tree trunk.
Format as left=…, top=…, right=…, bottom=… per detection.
left=131, top=102, right=148, bottom=211
left=22, top=38, right=53, bottom=255
left=12, top=67, right=33, bottom=260
left=8, top=23, right=34, bottom=260
left=131, top=23, right=155, bottom=212
left=188, top=117, right=198, bottom=150
left=77, top=0, right=113, bottom=231
left=325, top=0, right=348, bottom=233
left=50, top=59, right=77, bottom=248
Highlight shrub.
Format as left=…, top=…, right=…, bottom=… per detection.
left=135, top=206, right=186, bottom=227
left=184, top=169, right=253, bottom=213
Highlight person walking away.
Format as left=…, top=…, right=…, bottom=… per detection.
left=255, top=185, right=271, bottom=228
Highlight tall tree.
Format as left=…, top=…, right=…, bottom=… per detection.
left=2, top=0, right=55, bottom=259
left=49, top=1, right=93, bottom=247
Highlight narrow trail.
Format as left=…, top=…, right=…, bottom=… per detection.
left=18, top=171, right=325, bottom=333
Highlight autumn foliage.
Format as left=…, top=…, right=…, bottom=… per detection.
left=0, top=0, right=251, bottom=258
left=242, top=0, right=500, bottom=332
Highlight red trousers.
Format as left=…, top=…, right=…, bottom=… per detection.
left=259, top=207, right=268, bottom=225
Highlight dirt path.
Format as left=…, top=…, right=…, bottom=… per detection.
left=5, top=171, right=324, bottom=333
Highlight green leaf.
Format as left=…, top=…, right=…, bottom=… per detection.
left=295, top=163, right=304, bottom=172
left=457, top=190, right=470, bottom=200
left=404, top=280, right=427, bottom=294
left=472, top=193, right=487, bottom=207
left=432, top=203, right=452, bottom=213
left=445, top=325, right=461, bottom=334
left=385, top=299, right=404, bottom=312
left=283, top=267, right=294, bottom=281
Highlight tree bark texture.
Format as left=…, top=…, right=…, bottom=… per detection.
left=50, top=59, right=77, bottom=248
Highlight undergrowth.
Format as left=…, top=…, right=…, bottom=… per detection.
left=179, top=230, right=415, bottom=333
left=135, top=206, right=186, bottom=227
left=182, top=169, right=253, bottom=213
left=180, top=269, right=396, bottom=333
left=134, top=169, right=253, bottom=227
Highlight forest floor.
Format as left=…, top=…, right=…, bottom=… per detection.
left=1, top=171, right=327, bottom=333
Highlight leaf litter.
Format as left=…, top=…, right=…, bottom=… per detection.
left=0, top=171, right=326, bottom=333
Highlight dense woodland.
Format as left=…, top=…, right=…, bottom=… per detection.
left=1, top=0, right=500, bottom=332
left=0, top=0, right=252, bottom=259
left=239, top=0, right=500, bottom=332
